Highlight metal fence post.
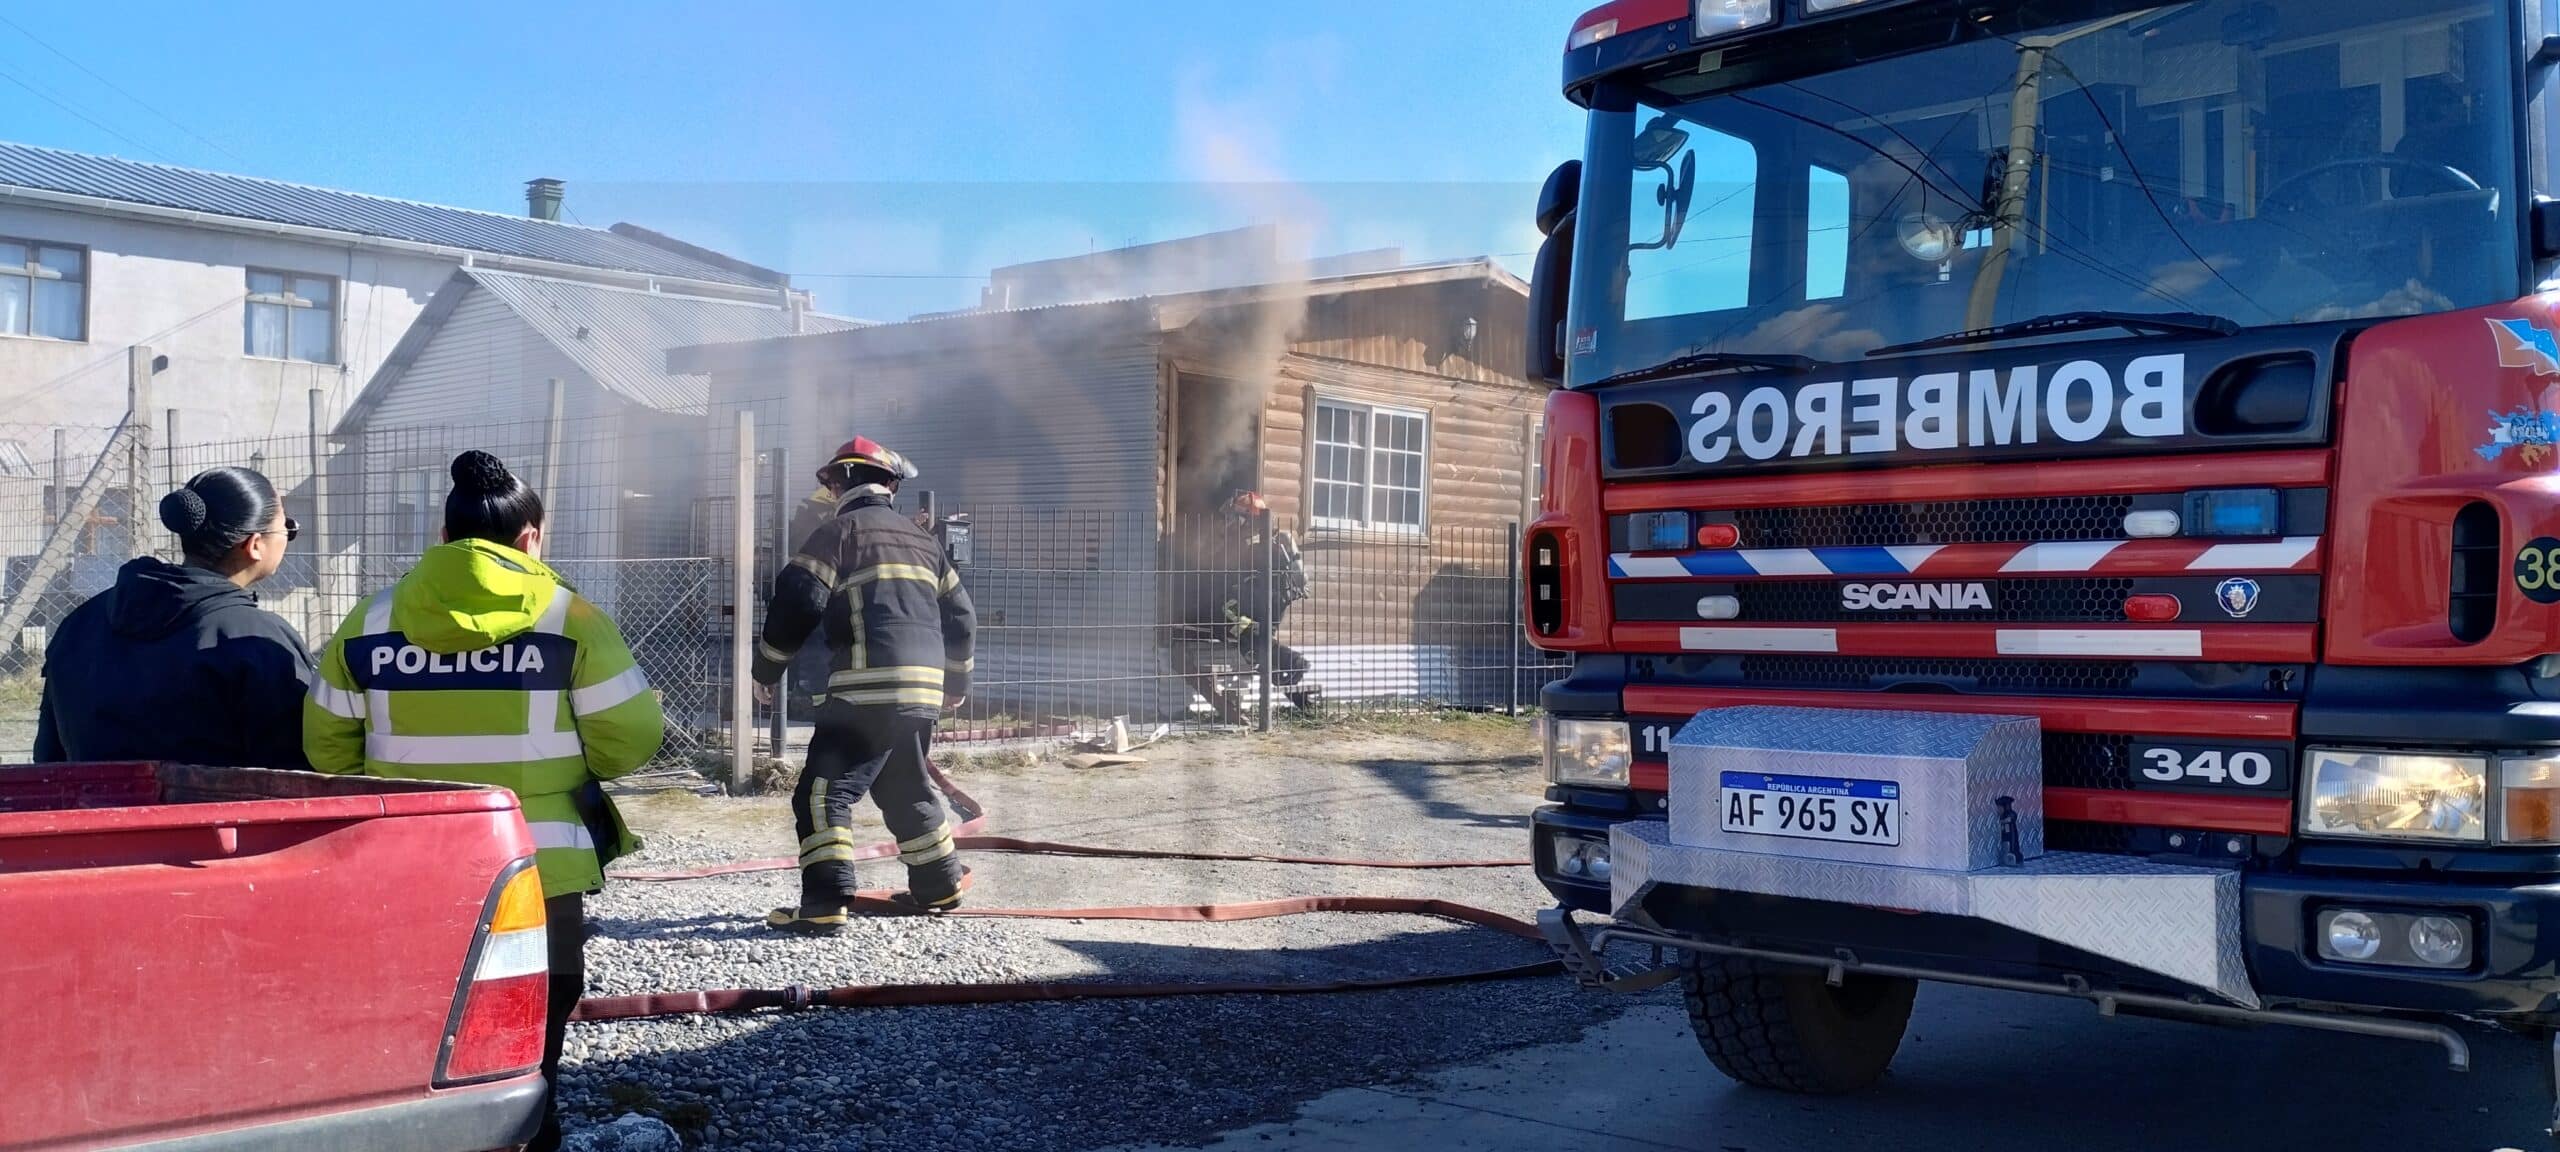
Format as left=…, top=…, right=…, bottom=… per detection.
left=1505, top=521, right=1522, bottom=717
left=1257, top=505, right=1275, bottom=732
left=768, top=446, right=790, bottom=760
left=308, top=389, right=330, bottom=624
left=729, top=411, right=756, bottom=791
left=49, top=428, right=65, bottom=529
left=164, top=408, right=180, bottom=493
left=127, top=346, right=154, bottom=561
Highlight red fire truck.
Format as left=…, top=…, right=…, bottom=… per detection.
left=1526, top=0, right=2560, bottom=1120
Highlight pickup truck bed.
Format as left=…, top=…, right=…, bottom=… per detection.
left=0, top=762, right=545, bottom=1152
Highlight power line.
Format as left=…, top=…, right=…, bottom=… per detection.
left=0, top=12, right=241, bottom=164
left=0, top=65, right=166, bottom=161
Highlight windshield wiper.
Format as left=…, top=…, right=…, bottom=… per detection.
left=1586, top=349, right=1820, bottom=389
left=1868, top=310, right=2239, bottom=358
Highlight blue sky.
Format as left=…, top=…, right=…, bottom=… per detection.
left=0, top=1, right=1594, bottom=319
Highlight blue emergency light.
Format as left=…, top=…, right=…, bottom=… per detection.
left=2184, top=488, right=2280, bottom=537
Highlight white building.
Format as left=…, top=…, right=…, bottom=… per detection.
left=0, top=141, right=795, bottom=444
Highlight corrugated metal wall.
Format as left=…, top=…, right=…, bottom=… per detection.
left=339, top=283, right=635, bottom=582
left=362, top=287, right=565, bottom=429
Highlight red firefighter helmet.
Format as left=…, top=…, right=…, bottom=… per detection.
left=820, top=436, right=918, bottom=485
left=1223, top=490, right=1268, bottom=522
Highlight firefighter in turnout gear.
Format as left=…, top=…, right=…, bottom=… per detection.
left=757, top=436, right=977, bottom=930
left=782, top=484, right=841, bottom=709
left=303, top=450, right=664, bottom=1152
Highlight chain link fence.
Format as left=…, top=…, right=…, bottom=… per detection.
left=0, top=411, right=1565, bottom=769
left=928, top=505, right=1564, bottom=737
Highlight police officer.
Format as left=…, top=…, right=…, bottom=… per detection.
left=757, top=436, right=977, bottom=930
left=304, top=450, right=665, bottom=1152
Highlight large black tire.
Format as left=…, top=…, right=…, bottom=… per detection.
left=1683, top=957, right=1916, bottom=1094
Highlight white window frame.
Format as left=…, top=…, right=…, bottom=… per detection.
left=1310, top=397, right=1429, bottom=535
left=0, top=238, right=88, bottom=342
left=245, top=268, right=338, bottom=364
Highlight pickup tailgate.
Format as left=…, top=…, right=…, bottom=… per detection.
left=0, top=763, right=534, bottom=1150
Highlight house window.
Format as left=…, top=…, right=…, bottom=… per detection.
left=1311, top=399, right=1428, bottom=532
left=0, top=240, right=87, bottom=341
left=246, top=270, right=336, bottom=363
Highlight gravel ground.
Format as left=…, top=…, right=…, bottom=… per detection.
left=561, top=716, right=1644, bottom=1151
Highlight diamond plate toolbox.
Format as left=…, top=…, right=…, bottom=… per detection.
left=1608, top=821, right=2257, bottom=1007
left=1667, top=705, right=2043, bottom=873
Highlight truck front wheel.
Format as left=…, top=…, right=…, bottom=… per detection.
left=1682, top=956, right=1915, bottom=1094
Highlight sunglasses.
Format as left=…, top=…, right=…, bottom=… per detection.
left=261, top=518, right=300, bottom=543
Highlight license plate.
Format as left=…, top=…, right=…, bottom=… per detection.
left=1719, top=772, right=1900, bottom=846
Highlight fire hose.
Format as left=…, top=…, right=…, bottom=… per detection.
left=574, top=762, right=1553, bottom=1022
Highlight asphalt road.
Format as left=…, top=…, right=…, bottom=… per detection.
left=1121, top=984, right=2558, bottom=1152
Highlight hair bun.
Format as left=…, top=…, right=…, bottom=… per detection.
left=158, top=488, right=209, bottom=536
left=451, top=450, right=515, bottom=495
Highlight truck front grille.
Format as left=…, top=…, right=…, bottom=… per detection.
left=2043, top=732, right=2136, bottom=790
left=1738, top=655, right=2141, bottom=693
left=1731, top=495, right=2137, bottom=549
left=2044, top=820, right=2136, bottom=854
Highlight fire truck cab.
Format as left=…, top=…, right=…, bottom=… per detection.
left=1527, top=0, right=2560, bottom=1119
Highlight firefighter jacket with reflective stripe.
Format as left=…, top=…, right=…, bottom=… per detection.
left=303, top=539, right=665, bottom=897
left=753, top=485, right=976, bottom=718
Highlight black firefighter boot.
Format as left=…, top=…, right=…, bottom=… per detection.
left=890, top=858, right=973, bottom=912
left=766, top=859, right=859, bottom=935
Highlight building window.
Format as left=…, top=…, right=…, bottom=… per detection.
left=1311, top=399, right=1428, bottom=532
left=246, top=270, right=336, bottom=363
left=0, top=240, right=87, bottom=341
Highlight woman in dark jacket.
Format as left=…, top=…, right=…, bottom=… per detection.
left=35, top=466, right=314, bottom=769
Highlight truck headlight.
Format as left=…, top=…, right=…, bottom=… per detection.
left=1546, top=718, right=1633, bottom=788
left=2300, top=748, right=2486, bottom=843
left=1695, top=0, right=1773, bottom=39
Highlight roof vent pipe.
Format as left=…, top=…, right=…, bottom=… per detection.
left=524, top=178, right=564, bottom=222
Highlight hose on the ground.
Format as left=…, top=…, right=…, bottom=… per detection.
left=575, top=762, right=1552, bottom=1021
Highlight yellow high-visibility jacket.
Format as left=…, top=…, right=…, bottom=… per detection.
left=303, top=539, right=663, bottom=896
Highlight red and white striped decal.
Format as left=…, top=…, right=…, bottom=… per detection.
left=1902, top=537, right=2320, bottom=577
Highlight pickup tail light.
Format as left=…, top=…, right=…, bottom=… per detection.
left=436, top=863, right=550, bottom=1085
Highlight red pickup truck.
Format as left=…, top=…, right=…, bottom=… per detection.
left=0, top=762, right=550, bottom=1152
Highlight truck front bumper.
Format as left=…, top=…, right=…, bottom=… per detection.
left=1536, top=805, right=2560, bottom=1022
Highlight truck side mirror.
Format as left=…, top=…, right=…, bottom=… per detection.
left=2535, top=198, right=2560, bottom=261
left=1528, top=208, right=1576, bottom=386
left=1536, top=160, right=1583, bottom=238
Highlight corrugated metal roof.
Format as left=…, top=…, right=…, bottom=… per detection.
left=344, top=268, right=862, bottom=428
left=0, top=140, right=778, bottom=288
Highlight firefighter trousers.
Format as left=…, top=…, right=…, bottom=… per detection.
left=791, top=706, right=965, bottom=907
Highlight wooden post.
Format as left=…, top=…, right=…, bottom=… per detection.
left=541, top=378, right=565, bottom=501
left=729, top=411, right=756, bottom=791
left=767, top=446, right=790, bottom=759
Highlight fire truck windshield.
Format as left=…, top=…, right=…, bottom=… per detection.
left=1563, top=0, right=2522, bottom=387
